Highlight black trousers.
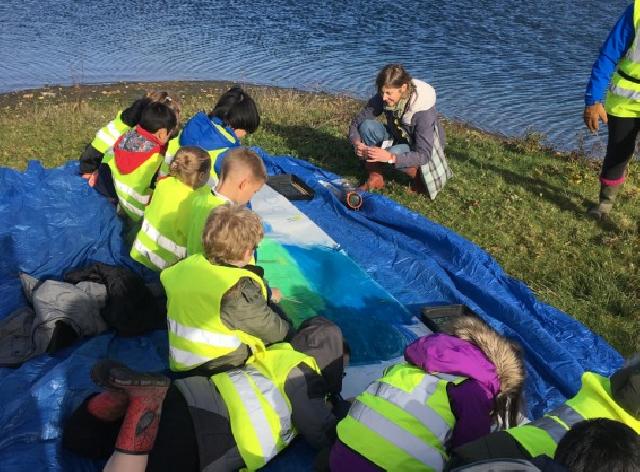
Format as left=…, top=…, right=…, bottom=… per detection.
left=601, top=115, right=640, bottom=185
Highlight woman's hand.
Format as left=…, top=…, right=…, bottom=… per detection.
left=366, top=147, right=395, bottom=163
left=354, top=141, right=368, bottom=159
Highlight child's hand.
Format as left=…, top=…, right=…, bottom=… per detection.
left=81, top=171, right=98, bottom=187
left=270, top=288, right=282, bottom=303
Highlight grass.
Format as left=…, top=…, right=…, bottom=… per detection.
left=0, top=81, right=638, bottom=355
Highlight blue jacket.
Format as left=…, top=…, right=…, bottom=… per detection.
left=585, top=4, right=635, bottom=106
left=179, top=112, right=239, bottom=175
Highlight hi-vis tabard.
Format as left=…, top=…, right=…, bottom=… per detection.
left=130, top=176, right=194, bottom=271
left=337, top=362, right=466, bottom=472
left=508, top=372, right=640, bottom=458
left=161, top=254, right=267, bottom=372
left=607, top=0, right=640, bottom=117
left=212, top=343, right=321, bottom=471
left=90, top=111, right=130, bottom=154
left=184, top=190, right=230, bottom=256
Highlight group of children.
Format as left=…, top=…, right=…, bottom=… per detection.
left=59, top=87, right=640, bottom=472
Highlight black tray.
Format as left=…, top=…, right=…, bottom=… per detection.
left=419, top=304, right=479, bottom=333
left=267, top=174, right=315, bottom=200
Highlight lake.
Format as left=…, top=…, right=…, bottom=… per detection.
left=0, top=0, right=630, bottom=152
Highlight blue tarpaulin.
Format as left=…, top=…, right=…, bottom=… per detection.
left=0, top=152, right=623, bottom=471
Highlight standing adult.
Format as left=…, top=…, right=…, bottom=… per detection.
left=585, top=1, right=640, bottom=218
left=349, top=64, right=451, bottom=199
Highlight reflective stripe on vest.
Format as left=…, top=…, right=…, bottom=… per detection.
left=140, top=218, right=186, bottom=259
left=337, top=364, right=462, bottom=471
left=226, top=368, right=290, bottom=462
left=91, top=111, right=130, bottom=153
left=364, top=376, right=450, bottom=439
left=132, top=238, right=169, bottom=270
left=212, top=344, right=320, bottom=471
left=114, top=180, right=151, bottom=205
left=606, top=0, right=640, bottom=116
left=348, top=399, right=445, bottom=471
left=96, top=129, right=117, bottom=147
left=508, top=372, right=640, bottom=458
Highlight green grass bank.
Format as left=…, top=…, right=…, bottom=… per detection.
left=0, top=81, right=637, bottom=355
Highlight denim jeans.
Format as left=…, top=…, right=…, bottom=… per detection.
left=358, top=119, right=411, bottom=156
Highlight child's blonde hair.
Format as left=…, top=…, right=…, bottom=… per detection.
left=168, top=146, right=211, bottom=189
left=220, top=147, right=267, bottom=183
left=202, top=205, right=264, bottom=265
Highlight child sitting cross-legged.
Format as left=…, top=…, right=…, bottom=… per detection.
left=130, top=146, right=211, bottom=272
left=160, top=204, right=293, bottom=375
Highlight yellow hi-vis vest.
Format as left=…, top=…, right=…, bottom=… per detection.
left=507, top=372, right=640, bottom=458
left=130, top=176, right=194, bottom=271
left=184, top=190, right=230, bottom=256
left=212, top=343, right=321, bottom=471
left=607, top=0, right=640, bottom=117
left=90, top=111, right=131, bottom=154
left=107, top=130, right=164, bottom=222
left=337, top=362, right=466, bottom=472
left=161, top=254, right=267, bottom=372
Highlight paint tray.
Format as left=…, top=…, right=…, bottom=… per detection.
left=267, top=174, right=315, bottom=200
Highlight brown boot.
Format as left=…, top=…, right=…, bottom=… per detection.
left=358, top=162, right=385, bottom=191
left=93, top=361, right=170, bottom=454
left=588, top=183, right=621, bottom=219
left=402, top=167, right=427, bottom=195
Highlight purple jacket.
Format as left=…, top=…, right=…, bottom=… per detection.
left=330, top=334, right=501, bottom=471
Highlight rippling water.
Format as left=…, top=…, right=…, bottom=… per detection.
left=0, top=0, right=629, bottom=151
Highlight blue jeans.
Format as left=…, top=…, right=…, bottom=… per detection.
left=358, top=119, right=411, bottom=156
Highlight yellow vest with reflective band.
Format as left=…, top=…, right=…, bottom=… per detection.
left=161, top=254, right=267, bottom=372
left=507, top=372, right=640, bottom=458
left=90, top=111, right=131, bottom=154
left=337, top=362, right=466, bottom=472
left=184, top=190, right=230, bottom=256
left=606, top=0, right=640, bottom=117
left=212, top=343, right=321, bottom=471
left=130, top=177, right=194, bottom=271
left=108, top=150, right=163, bottom=222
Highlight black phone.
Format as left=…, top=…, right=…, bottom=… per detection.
left=419, top=304, right=479, bottom=333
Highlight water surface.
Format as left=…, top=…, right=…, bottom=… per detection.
left=0, top=0, right=629, bottom=152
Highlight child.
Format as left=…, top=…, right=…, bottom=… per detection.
left=331, top=315, right=525, bottom=472
left=103, top=102, right=177, bottom=222
left=160, top=204, right=292, bottom=374
left=162, top=86, right=260, bottom=187
left=79, top=91, right=180, bottom=178
left=449, top=356, right=640, bottom=468
left=179, top=146, right=267, bottom=257
left=63, top=318, right=348, bottom=472
left=130, top=146, right=211, bottom=272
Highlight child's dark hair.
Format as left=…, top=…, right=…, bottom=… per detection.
left=554, top=418, right=640, bottom=472
left=208, top=87, right=260, bottom=134
left=121, top=91, right=181, bottom=127
left=139, top=102, right=177, bottom=134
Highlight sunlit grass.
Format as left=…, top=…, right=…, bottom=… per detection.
left=1, top=81, right=637, bottom=355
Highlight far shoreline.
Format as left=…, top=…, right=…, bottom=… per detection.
left=0, top=79, right=592, bottom=162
